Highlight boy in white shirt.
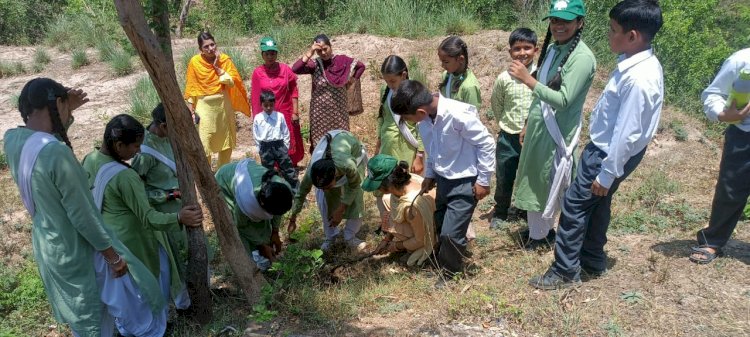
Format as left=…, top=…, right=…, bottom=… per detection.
left=391, top=80, right=495, bottom=278
left=530, top=0, right=664, bottom=289
left=253, top=91, right=298, bottom=187
left=689, top=49, right=750, bottom=264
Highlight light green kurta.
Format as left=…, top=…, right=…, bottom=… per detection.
left=3, top=128, right=164, bottom=336
left=82, top=151, right=180, bottom=279
left=291, top=131, right=365, bottom=219
left=439, top=69, right=483, bottom=110
left=215, top=159, right=288, bottom=250
left=514, top=40, right=597, bottom=212
left=131, top=131, right=186, bottom=296
left=377, top=85, right=424, bottom=164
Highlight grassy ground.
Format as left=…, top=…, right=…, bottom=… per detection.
left=0, top=28, right=748, bottom=337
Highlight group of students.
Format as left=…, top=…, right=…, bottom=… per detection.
left=5, top=0, right=750, bottom=334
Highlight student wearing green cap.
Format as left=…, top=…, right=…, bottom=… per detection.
left=363, top=154, right=437, bottom=266
left=508, top=0, right=596, bottom=250
left=250, top=36, right=304, bottom=166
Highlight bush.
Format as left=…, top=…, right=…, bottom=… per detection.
left=128, top=77, right=160, bottom=125
left=33, top=49, right=51, bottom=66
left=0, top=0, right=61, bottom=45
left=0, top=62, right=26, bottom=79
left=224, top=48, right=251, bottom=80
left=107, top=49, right=134, bottom=77
left=71, top=50, right=89, bottom=69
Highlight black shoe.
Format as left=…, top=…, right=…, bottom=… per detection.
left=523, top=229, right=556, bottom=250
left=528, top=269, right=581, bottom=290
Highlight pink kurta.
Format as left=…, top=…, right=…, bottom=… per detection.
left=250, top=63, right=304, bottom=165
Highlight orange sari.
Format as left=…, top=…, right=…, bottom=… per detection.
left=184, top=53, right=251, bottom=117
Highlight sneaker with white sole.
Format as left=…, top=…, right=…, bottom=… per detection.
left=346, top=238, right=368, bottom=253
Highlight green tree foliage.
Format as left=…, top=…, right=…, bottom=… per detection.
left=0, top=0, right=63, bottom=44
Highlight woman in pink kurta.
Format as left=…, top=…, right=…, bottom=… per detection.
left=250, top=37, right=304, bottom=166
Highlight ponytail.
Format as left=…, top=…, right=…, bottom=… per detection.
left=380, top=160, right=411, bottom=190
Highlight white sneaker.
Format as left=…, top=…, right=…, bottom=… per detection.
left=346, top=238, right=368, bottom=253
left=320, top=239, right=334, bottom=252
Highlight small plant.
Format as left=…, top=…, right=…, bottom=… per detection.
left=407, top=56, right=430, bottom=89
left=128, top=77, right=160, bottom=124
left=224, top=48, right=251, bottom=80
left=249, top=303, right=278, bottom=323
left=10, top=94, right=19, bottom=110
left=96, top=39, right=118, bottom=62
left=669, top=120, right=689, bottom=141
left=620, top=291, right=645, bottom=305
left=33, top=49, right=51, bottom=66
left=71, top=50, right=89, bottom=69
left=108, top=49, right=134, bottom=76
left=0, top=152, right=7, bottom=170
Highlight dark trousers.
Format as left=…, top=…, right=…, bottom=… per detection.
left=435, top=175, right=477, bottom=274
left=493, top=131, right=522, bottom=219
left=551, top=142, right=646, bottom=278
left=259, top=140, right=298, bottom=187
left=697, top=125, right=750, bottom=248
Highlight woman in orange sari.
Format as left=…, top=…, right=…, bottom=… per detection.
left=184, top=32, right=251, bottom=169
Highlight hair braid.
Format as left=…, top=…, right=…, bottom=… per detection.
left=49, top=106, right=72, bottom=149
left=533, top=26, right=553, bottom=79
left=378, top=86, right=390, bottom=121
left=547, top=23, right=584, bottom=91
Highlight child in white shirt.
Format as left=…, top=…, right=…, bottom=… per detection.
left=253, top=91, right=298, bottom=187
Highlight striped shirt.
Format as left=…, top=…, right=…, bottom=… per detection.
left=490, top=64, right=537, bottom=134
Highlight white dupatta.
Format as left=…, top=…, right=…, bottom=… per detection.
left=234, top=159, right=273, bottom=222
left=139, top=144, right=176, bottom=173
left=386, top=90, right=420, bottom=149
left=538, top=48, right=583, bottom=220
left=92, top=161, right=128, bottom=210
left=310, top=130, right=367, bottom=188
left=18, top=132, right=58, bottom=217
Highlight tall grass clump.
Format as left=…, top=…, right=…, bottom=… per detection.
left=267, top=24, right=319, bottom=61
left=408, top=55, right=430, bottom=89
left=33, top=49, right=51, bottom=66
left=71, top=50, right=89, bottom=69
left=108, top=49, right=134, bottom=77
left=128, top=77, right=160, bottom=125
left=331, top=0, right=442, bottom=38
left=224, top=48, right=251, bottom=80
left=0, top=62, right=26, bottom=79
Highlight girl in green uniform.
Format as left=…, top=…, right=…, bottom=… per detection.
left=508, top=0, right=596, bottom=249
left=437, top=36, right=482, bottom=110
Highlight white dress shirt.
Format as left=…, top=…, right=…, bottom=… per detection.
left=589, top=49, right=664, bottom=189
left=253, top=111, right=290, bottom=151
left=701, top=48, right=750, bottom=132
left=419, top=95, right=496, bottom=186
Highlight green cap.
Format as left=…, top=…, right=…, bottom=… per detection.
left=544, top=0, right=586, bottom=21
left=260, top=36, right=278, bottom=52
left=362, top=154, right=399, bottom=192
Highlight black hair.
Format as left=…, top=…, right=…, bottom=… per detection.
left=197, top=31, right=215, bottom=48
left=310, top=133, right=337, bottom=188
left=151, top=102, right=166, bottom=125
left=390, top=80, right=433, bottom=116
left=535, top=18, right=585, bottom=91
left=509, top=28, right=538, bottom=47
left=313, top=34, right=331, bottom=46
left=103, top=114, right=145, bottom=168
left=260, top=90, right=276, bottom=104
left=437, top=36, right=469, bottom=96
left=18, top=78, right=72, bottom=149
left=378, top=55, right=409, bottom=121
left=379, top=161, right=411, bottom=191
left=609, top=0, right=663, bottom=42
left=257, top=169, right=293, bottom=215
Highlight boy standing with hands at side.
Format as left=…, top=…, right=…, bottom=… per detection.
left=254, top=90, right=298, bottom=188
left=489, top=28, right=539, bottom=229
left=391, top=80, right=495, bottom=279
left=530, top=0, right=664, bottom=289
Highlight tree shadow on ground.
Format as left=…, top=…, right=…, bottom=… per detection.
left=650, top=238, right=750, bottom=265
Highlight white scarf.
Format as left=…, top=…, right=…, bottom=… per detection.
left=139, top=144, right=176, bottom=173
left=386, top=90, right=420, bottom=149
left=18, top=132, right=58, bottom=217
left=538, top=47, right=583, bottom=220
left=234, top=159, right=273, bottom=222
left=92, top=161, right=128, bottom=211
left=310, top=131, right=367, bottom=188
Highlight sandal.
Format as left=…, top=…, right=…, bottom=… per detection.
left=689, top=246, right=723, bottom=264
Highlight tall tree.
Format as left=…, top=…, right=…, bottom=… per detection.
left=113, top=0, right=267, bottom=321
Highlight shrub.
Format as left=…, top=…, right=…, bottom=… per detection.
left=33, top=49, right=51, bottom=66
left=0, top=62, right=26, bottom=79
left=107, top=48, right=134, bottom=77
left=0, top=0, right=60, bottom=45
left=71, top=50, right=89, bottom=69
left=128, top=77, right=160, bottom=125
left=224, top=48, right=251, bottom=80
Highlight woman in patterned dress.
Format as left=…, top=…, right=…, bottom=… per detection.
left=291, top=34, right=365, bottom=153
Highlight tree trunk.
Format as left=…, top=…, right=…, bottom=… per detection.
left=113, top=0, right=267, bottom=314
left=175, top=0, right=191, bottom=38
